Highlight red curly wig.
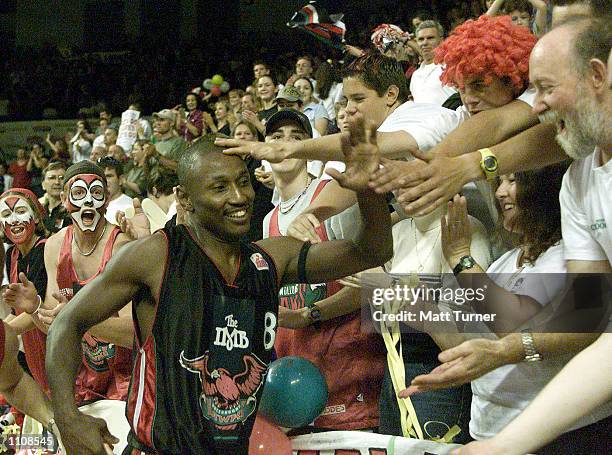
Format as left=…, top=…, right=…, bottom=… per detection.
left=434, top=15, right=537, bottom=93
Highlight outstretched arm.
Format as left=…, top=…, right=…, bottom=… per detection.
left=453, top=333, right=612, bottom=455
left=47, top=234, right=165, bottom=454
left=258, top=119, right=393, bottom=285
left=401, top=332, right=599, bottom=396
left=217, top=129, right=418, bottom=163
left=372, top=122, right=567, bottom=216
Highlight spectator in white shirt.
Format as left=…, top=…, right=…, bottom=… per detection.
left=410, top=20, right=457, bottom=105
left=99, top=157, right=133, bottom=225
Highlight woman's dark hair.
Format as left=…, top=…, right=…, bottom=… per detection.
left=184, top=92, right=202, bottom=111
left=315, top=61, right=340, bottom=100
left=294, top=77, right=315, bottom=93
left=508, top=160, right=572, bottom=264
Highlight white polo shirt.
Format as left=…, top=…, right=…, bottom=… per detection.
left=560, top=148, right=612, bottom=264
left=377, top=101, right=462, bottom=152
left=409, top=63, right=457, bottom=105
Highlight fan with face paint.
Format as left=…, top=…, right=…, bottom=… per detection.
left=0, top=195, right=38, bottom=245
left=64, top=174, right=108, bottom=232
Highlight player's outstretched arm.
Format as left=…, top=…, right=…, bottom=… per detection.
left=47, top=233, right=166, bottom=455
left=259, top=117, right=393, bottom=285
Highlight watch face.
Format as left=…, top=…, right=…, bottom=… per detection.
left=310, top=307, right=321, bottom=320
left=483, top=156, right=498, bottom=172
left=461, top=256, right=475, bottom=268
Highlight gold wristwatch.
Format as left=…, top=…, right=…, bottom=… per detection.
left=478, top=148, right=499, bottom=181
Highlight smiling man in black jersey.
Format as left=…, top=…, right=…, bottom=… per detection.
left=46, top=120, right=393, bottom=455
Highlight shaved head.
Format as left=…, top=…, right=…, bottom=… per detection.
left=177, top=136, right=246, bottom=192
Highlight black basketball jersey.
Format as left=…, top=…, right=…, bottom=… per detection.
left=126, top=224, right=280, bottom=454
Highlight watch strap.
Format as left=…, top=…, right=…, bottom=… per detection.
left=453, top=255, right=476, bottom=276
left=521, top=329, right=542, bottom=362
left=309, top=304, right=322, bottom=329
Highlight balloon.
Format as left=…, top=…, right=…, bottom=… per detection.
left=249, top=415, right=292, bottom=455
left=220, top=81, right=230, bottom=92
left=210, top=85, right=222, bottom=97
left=203, top=79, right=214, bottom=90
left=211, top=74, right=224, bottom=85
left=259, top=356, right=328, bottom=428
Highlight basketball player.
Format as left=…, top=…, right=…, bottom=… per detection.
left=46, top=122, right=392, bottom=454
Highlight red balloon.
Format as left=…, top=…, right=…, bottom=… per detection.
left=210, top=85, right=222, bottom=97
left=249, top=415, right=292, bottom=455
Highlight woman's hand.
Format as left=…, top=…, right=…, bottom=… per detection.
left=441, top=194, right=472, bottom=267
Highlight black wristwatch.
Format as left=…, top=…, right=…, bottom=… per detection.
left=453, top=255, right=476, bottom=276
left=309, top=304, right=322, bottom=329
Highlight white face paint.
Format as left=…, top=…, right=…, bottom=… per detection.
left=0, top=197, right=36, bottom=244
left=67, top=178, right=106, bottom=232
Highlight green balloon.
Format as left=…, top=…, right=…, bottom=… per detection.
left=211, top=74, right=224, bottom=85
left=259, top=356, right=328, bottom=428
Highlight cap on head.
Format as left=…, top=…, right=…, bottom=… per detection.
left=276, top=86, right=303, bottom=103
left=63, top=161, right=107, bottom=188
left=265, top=109, right=313, bottom=138
left=153, top=109, right=176, bottom=122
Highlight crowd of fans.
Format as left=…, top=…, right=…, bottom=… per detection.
left=0, top=0, right=610, bottom=454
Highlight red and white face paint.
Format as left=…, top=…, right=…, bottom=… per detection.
left=0, top=196, right=36, bottom=244
left=65, top=174, right=107, bottom=232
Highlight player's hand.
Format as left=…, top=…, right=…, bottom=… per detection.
left=117, top=198, right=150, bottom=239
left=326, top=116, right=380, bottom=192
left=2, top=272, right=38, bottom=314
left=398, top=338, right=508, bottom=395
left=56, top=411, right=118, bottom=455
left=287, top=213, right=322, bottom=243
left=278, top=306, right=310, bottom=329
left=38, top=292, right=69, bottom=328
left=217, top=138, right=293, bottom=163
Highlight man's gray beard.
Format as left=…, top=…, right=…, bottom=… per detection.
left=549, top=90, right=608, bottom=160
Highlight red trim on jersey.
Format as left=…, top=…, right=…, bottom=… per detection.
left=133, top=232, right=166, bottom=352
left=126, top=336, right=157, bottom=450
left=184, top=225, right=241, bottom=288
